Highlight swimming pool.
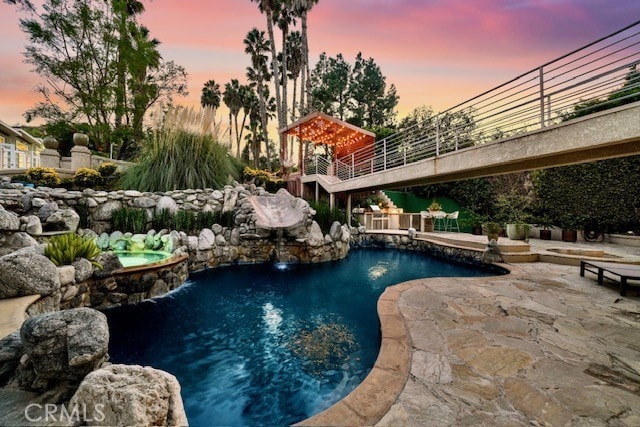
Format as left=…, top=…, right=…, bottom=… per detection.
left=105, top=249, right=495, bottom=426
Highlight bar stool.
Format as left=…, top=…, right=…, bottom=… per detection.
left=445, top=211, right=460, bottom=232
left=431, top=210, right=447, bottom=231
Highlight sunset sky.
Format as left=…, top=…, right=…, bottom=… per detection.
left=1, top=0, right=639, bottom=129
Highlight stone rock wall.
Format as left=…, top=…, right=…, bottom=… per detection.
left=350, top=227, right=488, bottom=265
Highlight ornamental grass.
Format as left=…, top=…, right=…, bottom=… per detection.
left=120, top=107, right=240, bottom=192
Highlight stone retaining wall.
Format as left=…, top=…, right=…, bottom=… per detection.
left=351, top=229, right=489, bottom=266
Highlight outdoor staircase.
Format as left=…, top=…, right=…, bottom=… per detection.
left=379, top=191, right=398, bottom=210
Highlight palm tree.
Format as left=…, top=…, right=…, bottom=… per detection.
left=237, top=84, right=255, bottom=155
left=223, top=79, right=245, bottom=157
left=201, top=80, right=221, bottom=110
left=244, top=28, right=272, bottom=169
left=292, top=0, right=318, bottom=115
left=113, top=0, right=146, bottom=129
left=250, top=0, right=283, bottom=126
left=287, top=31, right=304, bottom=121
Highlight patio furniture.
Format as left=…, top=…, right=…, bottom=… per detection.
left=445, top=211, right=460, bottom=232
left=431, top=210, right=447, bottom=231
left=580, top=260, right=640, bottom=296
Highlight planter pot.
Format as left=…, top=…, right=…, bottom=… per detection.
left=506, top=223, right=530, bottom=240
left=539, top=229, right=552, bottom=240
left=562, top=229, right=577, bottom=242
left=43, top=136, right=58, bottom=150
left=73, top=132, right=89, bottom=147
left=471, top=225, right=483, bottom=235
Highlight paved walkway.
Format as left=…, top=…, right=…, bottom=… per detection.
left=378, top=262, right=640, bottom=426
left=0, top=295, right=40, bottom=339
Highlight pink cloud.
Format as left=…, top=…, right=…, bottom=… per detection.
left=1, top=0, right=638, bottom=126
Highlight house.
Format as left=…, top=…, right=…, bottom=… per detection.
left=0, top=119, right=43, bottom=169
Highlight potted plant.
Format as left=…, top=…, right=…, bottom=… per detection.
left=482, top=221, right=502, bottom=242
left=534, top=214, right=554, bottom=240
left=428, top=199, right=442, bottom=212
left=558, top=215, right=579, bottom=242
left=460, top=212, right=486, bottom=235
left=496, top=193, right=531, bottom=241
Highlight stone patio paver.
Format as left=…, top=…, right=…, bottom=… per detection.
left=378, top=263, right=640, bottom=426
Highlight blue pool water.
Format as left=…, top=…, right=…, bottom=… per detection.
left=105, top=249, right=495, bottom=426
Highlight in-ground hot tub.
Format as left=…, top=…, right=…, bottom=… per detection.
left=547, top=248, right=620, bottom=258
left=115, top=250, right=175, bottom=269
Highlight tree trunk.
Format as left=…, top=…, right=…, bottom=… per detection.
left=265, top=12, right=280, bottom=170
left=302, top=13, right=310, bottom=114
left=280, top=26, right=289, bottom=169
left=234, top=114, right=241, bottom=158
left=256, top=79, right=271, bottom=170
left=290, top=76, right=297, bottom=160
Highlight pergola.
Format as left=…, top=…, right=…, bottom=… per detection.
left=279, top=111, right=375, bottom=174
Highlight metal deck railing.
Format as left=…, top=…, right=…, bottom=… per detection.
left=322, top=20, right=640, bottom=181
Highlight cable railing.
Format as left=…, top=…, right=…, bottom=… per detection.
left=320, top=20, right=640, bottom=181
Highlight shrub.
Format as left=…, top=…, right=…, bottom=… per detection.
left=309, top=201, right=346, bottom=234
left=111, top=207, right=148, bottom=234
left=26, top=167, right=60, bottom=187
left=152, top=208, right=174, bottom=231
left=10, top=174, right=32, bottom=183
left=74, top=168, right=103, bottom=188
left=98, top=162, right=118, bottom=177
left=45, top=233, right=101, bottom=267
left=120, top=107, right=240, bottom=192
left=173, top=210, right=196, bottom=233
left=243, top=166, right=286, bottom=192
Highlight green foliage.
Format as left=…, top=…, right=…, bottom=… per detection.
left=310, top=52, right=398, bottom=127
left=173, top=210, right=196, bottom=233
left=494, top=192, right=532, bottom=224
left=44, top=233, right=102, bottom=267
left=533, top=156, right=640, bottom=232
left=10, top=174, right=32, bottom=184
left=310, top=201, right=346, bottom=234
left=242, top=166, right=286, bottom=192
left=6, top=0, right=187, bottom=155
left=26, top=167, right=61, bottom=187
left=98, top=162, right=118, bottom=177
left=120, top=109, right=240, bottom=191
left=111, top=207, right=148, bottom=234
left=482, top=222, right=502, bottom=239
left=76, top=201, right=91, bottom=229
left=73, top=168, right=103, bottom=188
left=152, top=209, right=235, bottom=234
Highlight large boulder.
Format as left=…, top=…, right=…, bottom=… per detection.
left=69, top=364, right=188, bottom=426
left=0, top=332, right=23, bottom=385
left=156, top=196, right=178, bottom=215
left=45, top=208, right=80, bottom=232
left=0, top=232, right=38, bottom=257
left=0, top=252, right=60, bottom=298
left=93, top=200, right=122, bottom=222
left=0, top=206, right=20, bottom=231
left=19, top=308, right=108, bottom=385
left=36, top=202, right=59, bottom=222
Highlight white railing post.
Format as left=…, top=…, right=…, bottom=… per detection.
left=435, top=115, right=440, bottom=157
left=546, top=95, right=552, bottom=127
left=314, top=155, right=318, bottom=174
left=351, top=153, right=355, bottom=179
left=383, top=139, right=387, bottom=170
left=539, top=66, right=545, bottom=128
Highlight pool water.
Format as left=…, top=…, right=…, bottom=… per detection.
left=115, top=251, right=173, bottom=268
left=105, top=249, right=494, bottom=426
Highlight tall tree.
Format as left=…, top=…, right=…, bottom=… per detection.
left=286, top=31, right=304, bottom=121
left=222, top=79, right=244, bottom=157
left=201, top=80, right=222, bottom=110
left=291, top=0, right=318, bottom=115
left=6, top=0, right=187, bottom=157
left=349, top=52, right=398, bottom=128
left=250, top=1, right=283, bottom=160
left=309, top=53, right=351, bottom=120
left=244, top=28, right=273, bottom=169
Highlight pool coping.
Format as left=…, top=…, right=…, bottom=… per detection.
left=295, top=262, right=514, bottom=426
